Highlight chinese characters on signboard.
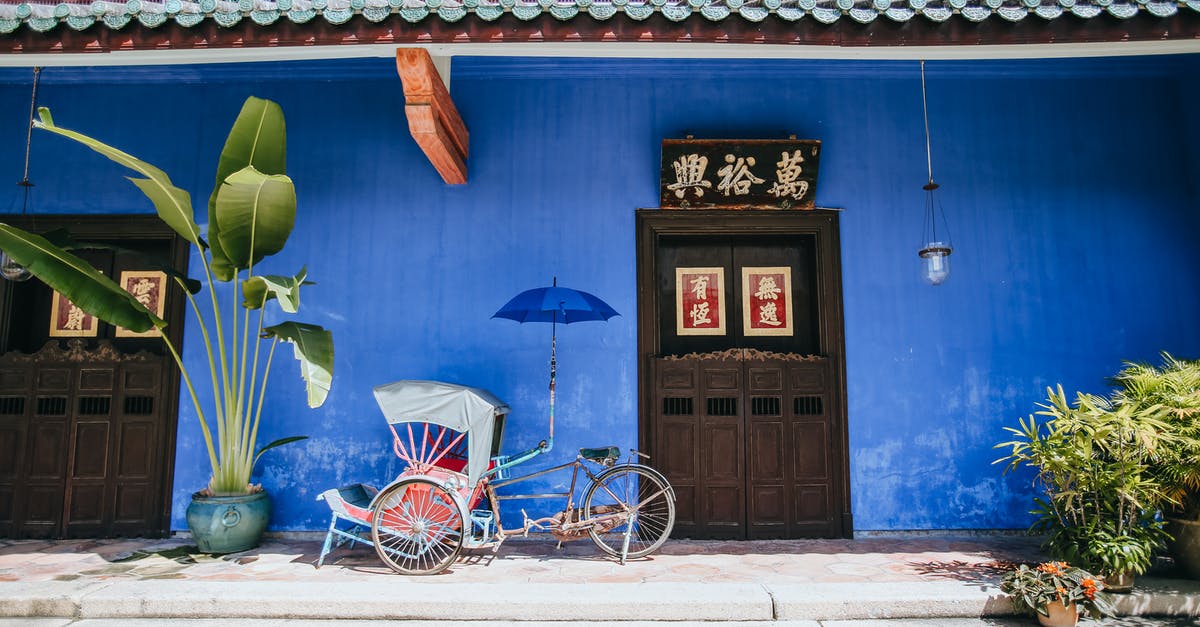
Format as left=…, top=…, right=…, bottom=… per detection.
left=661, top=139, right=821, bottom=209
left=676, top=267, right=725, bottom=336
left=49, top=290, right=98, bottom=337
left=115, top=270, right=167, bottom=338
left=742, top=267, right=793, bottom=337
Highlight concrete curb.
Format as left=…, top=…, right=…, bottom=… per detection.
left=0, top=580, right=110, bottom=618
left=23, top=581, right=771, bottom=621
left=4, top=579, right=1200, bottom=621
left=1109, top=577, right=1200, bottom=616
left=765, top=583, right=1012, bottom=621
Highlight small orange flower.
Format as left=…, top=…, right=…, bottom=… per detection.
left=1056, top=586, right=1067, bottom=596
left=1037, top=562, right=1066, bottom=575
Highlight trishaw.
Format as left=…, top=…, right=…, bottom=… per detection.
left=317, top=380, right=676, bottom=575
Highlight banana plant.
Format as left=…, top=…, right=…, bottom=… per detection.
left=0, top=97, right=333, bottom=496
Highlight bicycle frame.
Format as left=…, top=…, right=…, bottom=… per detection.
left=487, top=456, right=604, bottom=538
left=466, top=448, right=672, bottom=551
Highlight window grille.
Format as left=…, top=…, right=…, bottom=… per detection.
left=0, top=397, right=24, bottom=415
left=706, top=397, right=737, bottom=416
left=794, top=396, right=823, bottom=416
left=124, top=396, right=154, bottom=415
left=79, top=396, right=111, bottom=415
left=751, top=396, right=781, bottom=416
left=662, top=397, right=694, bottom=415
left=37, top=396, right=67, bottom=416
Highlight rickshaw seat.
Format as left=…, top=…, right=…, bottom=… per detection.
left=580, top=446, right=620, bottom=464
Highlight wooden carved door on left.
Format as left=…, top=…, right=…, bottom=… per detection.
left=0, top=216, right=187, bottom=539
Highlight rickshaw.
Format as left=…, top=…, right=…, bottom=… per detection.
left=317, top=380, right=676, bottom=575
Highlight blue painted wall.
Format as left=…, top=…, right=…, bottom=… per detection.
left=1, top=55, right=1198, bottom=532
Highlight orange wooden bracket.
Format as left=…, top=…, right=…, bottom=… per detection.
left=396, top=48, right=469, bottom=185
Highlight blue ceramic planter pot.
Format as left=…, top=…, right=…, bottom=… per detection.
left=186, top=491, right=271, bottom=554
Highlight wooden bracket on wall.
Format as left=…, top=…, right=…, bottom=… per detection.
left=396, top=48, right=469, bottom=185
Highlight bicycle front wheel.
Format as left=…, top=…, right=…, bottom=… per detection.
left=582, top=465, right=675, bottom=559
left=371, top=478, right=464, bottom=575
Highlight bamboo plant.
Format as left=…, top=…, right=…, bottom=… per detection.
left=0, top=96, right=333, bottom=496
left=995, top=385, right=1173, bottom=577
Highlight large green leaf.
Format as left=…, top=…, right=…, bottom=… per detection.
left=0, top=224, right=164, bottom=332
left=243, top=267, right=310, bottom=313
left=33, top=108, right=204, bottom=251
left=253, top=435, right=308, bottom=466
left=214, top=166, right=296, bottom=270
left=207, top=97, right=287, bottom=282
left=262, top=322, right=333, bottom=408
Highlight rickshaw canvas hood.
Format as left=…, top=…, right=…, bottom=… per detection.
left=372, top=380, right=509, bottom=485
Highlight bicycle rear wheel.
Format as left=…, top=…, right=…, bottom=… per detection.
left=582, top=465, right=675, bottom=559
left=371, top=478, right=464, bottom=575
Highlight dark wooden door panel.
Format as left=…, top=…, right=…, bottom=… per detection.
left=748, top=422, right=784, bottom=483
left=72, top=421, right=111, bottom=479
left=68, top=484, right=106, bottom=525
left=28, top=421, right=67, bottom=479
left=37, top=369, right=71, bottom=392
left=749, top=485, right=788, bottom=538
left=653, top=354, right=843, bottom=538
left=0, top=488, right=12, bottom=527
left=793, top=421, right=829, bottom=480
left=701, top=421, right=742, bottom=483
left=21, top=485, right=63, bottom=537
left=703, top=485, right=743, bottom=536
left=117, top=421, right=155, bottom=477
left=0, top=348, right=170, bottom=538
left=0, top=421, right=21, bottom=478
left=796, top=485, right=832, bottom=527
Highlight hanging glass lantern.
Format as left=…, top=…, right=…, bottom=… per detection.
left=0, top=251, right=31, bottom=282
left=918, top=243, right=951, bottom=286
left=916, top=61, right=954, bottom=287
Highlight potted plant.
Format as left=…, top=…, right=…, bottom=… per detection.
left=996, top=385, right=1172, bottom=590
left=1114, top=353, right=1200, bottom=577
left=0, top=97, right=333, bottom=553
left=1000, top=561, right=1114, bottom=627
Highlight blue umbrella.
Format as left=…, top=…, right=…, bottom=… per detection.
left=493, top=278, right=619, bottom=443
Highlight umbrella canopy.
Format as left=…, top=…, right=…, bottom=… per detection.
left=492, top=284, right=619, bottom=325
left=492, top=279, right=619, bottom=444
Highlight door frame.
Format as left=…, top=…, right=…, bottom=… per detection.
left=635, top=209, right=852, bottom=537
left=0, top=213, right=189, bottom=537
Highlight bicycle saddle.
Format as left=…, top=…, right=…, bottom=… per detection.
left=580, top=446, right=620, bottom=465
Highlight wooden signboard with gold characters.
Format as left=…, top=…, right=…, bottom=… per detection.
left=660, top=139, right=821, bottom=210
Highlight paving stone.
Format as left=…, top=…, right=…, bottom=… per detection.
left=0, top=535, right=1198, bottom=622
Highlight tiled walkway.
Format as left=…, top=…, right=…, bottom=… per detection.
left=0, top=534, right=1048, bottom=584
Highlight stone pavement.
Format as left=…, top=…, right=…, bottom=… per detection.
left=2, top=534, right=1200, bottom=622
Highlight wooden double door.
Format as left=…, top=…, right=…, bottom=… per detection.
left=0, top=216, right=187, bottom=538
left=637, top=210, right=850, bottom=539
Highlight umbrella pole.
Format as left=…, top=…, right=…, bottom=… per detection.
left=549, top=318, right=556, bottom=445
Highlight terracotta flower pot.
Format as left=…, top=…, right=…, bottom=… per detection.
left=1036, top=600, right=1079, bottom=627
